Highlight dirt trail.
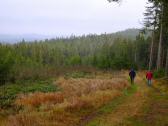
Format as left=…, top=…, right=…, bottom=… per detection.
left=81, top=74, right=168, bottom=126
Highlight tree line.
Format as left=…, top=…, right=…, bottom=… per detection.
left=109, top=0, right=168, bottom=75
left=144, top=0, right=168, bottom=75
left=0, top=32, right=150, bottom=84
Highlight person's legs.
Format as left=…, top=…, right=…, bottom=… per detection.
left=130, top=77, right=132, bottom=84
left=147, top=79, right=149, bottom=86
left=147, top=79, right=152, bottom=86
left=131, top=77, right=134, bottom=84
left=132, top=78, right=134, bottom=84
left=149, top=79, right=152, bottom=86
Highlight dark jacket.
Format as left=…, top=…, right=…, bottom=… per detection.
left=129, top=70, right=136, bottom=78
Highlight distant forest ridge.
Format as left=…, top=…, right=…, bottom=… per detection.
left=0, top=28, right=141, bottom=43
left=0, top=27, right=151, bottom=84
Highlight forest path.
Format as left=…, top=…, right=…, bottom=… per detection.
left=81, top=73, right=168, bottom=126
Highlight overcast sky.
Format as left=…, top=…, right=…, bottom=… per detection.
left=0, top=0, right=147, bottom=36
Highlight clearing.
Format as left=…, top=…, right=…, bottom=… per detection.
left=0, top=71, right=168, bottom=126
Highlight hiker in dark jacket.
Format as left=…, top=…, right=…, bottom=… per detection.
left=129, top=69, right=136, bottom=84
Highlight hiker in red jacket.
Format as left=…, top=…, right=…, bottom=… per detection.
left=146, top=71, right=153, bottom=86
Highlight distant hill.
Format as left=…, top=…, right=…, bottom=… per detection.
left=0, top=29, right=140, bottom=43
left=113, top=28, right=140, bottom=40
left=0, top=34, right=52, bottom=43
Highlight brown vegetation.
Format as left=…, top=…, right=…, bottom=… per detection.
left=4, top=72, right=129, bottom=126
left=15, top=92, right=64, bottom=107
left=57, top=77, right=128, bottom=97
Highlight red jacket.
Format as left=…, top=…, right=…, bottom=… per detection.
left=146, top=72, right=153, bottom=80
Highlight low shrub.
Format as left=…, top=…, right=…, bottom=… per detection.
left=153, top=69, right=165, bottom=78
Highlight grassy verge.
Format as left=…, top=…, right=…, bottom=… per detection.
left=86, top=84, right=137, bottom=126
left=99, top=84, right=137, bottom=113
left=126, top=79, right=168, bottom=126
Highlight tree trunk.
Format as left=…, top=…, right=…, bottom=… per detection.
left=134, top=39, right=137, bottom=64
left=149, top=29, right=155, bottom=71
left=165, top=49, right=168, bottom=76
left=134, top=53, right=137, bottom=63
left=157, top=4, right=164, bottom=70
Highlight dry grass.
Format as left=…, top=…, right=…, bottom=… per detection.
left=6, top=110, right=79, bottom=126
left=6, top=91, right=122, bottom=126
left=15, top=92, right=64, bottom=107
left=5, top=72, right=129, bottom=126
left=66, top=90, right=121, bottom=112
left=57, top=77, right=128, bottom=98
left=0, top=117, right=7, bottom=126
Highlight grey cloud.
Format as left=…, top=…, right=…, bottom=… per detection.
left=0, top=0, right=147, bottom=36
